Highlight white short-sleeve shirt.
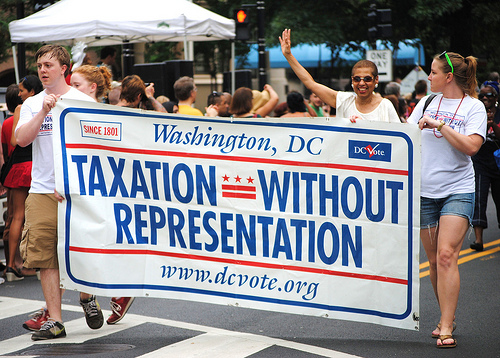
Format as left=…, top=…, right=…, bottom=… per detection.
left=407, top=94, right=487, bottom=198
left=336, top=91, right=401, bottom=123
left=17, top=87, right=94, bottom=193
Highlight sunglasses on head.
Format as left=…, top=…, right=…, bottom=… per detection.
left=352, top=76, right=374, bottom=83
left=208, top=91, right=222, bottom=105
left=479, top=92, right=496, bottom=100
left=439, top=51, right=454, bottom=74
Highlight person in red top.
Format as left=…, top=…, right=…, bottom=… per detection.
left=2, top=75, right=43, bottom=282
left=1, top=84, right=22, bottom=277
left=1, top=85, right=20, bottom=158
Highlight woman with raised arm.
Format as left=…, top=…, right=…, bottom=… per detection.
left=408, top=52, right=486, bottom=349
left=279, top=28, right=400, bottom=123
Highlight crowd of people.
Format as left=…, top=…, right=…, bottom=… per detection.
left=0, top=33, right=498, bottom=349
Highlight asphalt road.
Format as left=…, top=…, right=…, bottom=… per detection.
left=1, top=195, right=499, bottom=358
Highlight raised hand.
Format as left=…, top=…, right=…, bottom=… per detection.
left=42, top=94, right=59, bottom=113
left=279, top=29, right=292, bottom=56
left=145, top=83, right=155, bottom=99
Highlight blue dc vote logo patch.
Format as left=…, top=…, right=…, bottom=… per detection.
left=348, top=140, right=392, bottom=162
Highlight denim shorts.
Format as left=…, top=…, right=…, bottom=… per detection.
left=420, top=193, right=475, bottom=228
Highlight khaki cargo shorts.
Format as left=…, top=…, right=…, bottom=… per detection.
left=20, top=193, right=59, bottom=269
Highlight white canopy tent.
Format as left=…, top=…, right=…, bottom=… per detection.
left=9, top=0, right=236, bottom=87
left=9, top=0, right=235, bottom=46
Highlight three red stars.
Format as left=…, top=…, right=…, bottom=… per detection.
left=222, top=174, right=254, bottom=184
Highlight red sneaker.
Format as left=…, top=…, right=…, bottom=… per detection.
left=23, top=308, right=50, bottom=331
left=106, top=297, right=134, bottom=325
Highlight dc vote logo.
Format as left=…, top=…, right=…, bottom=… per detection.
left=348, top=140, right=392, bottom=162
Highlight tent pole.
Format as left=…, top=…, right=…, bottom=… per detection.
left=231, top=41, right=235, bottom=94
left=185, top=0, right=193, bottom=61
left=15, top=0, right=26, bottom=80
left=183, top=14, right=188, bottom=60
left=183, top=38, right=188, bottom=60
left=12, top=45, right=19, bottom=84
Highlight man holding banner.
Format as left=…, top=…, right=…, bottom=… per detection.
left=16, top=45, right=104, bottom=340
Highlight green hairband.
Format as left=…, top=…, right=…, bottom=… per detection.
left=439, top=51, right=454, bottom=74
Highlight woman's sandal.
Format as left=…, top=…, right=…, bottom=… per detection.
left=431, top=321, right=457, bottom=338
left=5, top=267, right=24, bottom=282
left=437, top=334, right=457, bottom=348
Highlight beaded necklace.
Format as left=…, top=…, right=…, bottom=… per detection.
left=433, top=94, right=465, bottom=138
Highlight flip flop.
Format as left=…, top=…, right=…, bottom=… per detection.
left=431, top=321, right=456, bottom=338
left=437, top=334, right=457, bottom=348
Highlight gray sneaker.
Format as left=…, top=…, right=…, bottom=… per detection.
left=80, top=295, right=104, bottom=329
left=31, top=320, right=66, bottom=341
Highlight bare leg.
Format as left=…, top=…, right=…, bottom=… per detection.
left=436, top=215, right=469, bottom=345
left=421, top=224, right=443, bottom=337
left=473, top=226, right=483, bottom=244
left=7, top=188, right=29, bottom=269
left=420, top=224, right=439, bottom=301
left=3, top=190, right=12, bottom=269
left=80, top=292, right=92, bottom=300
left=40, top=268, right=63, bottom=323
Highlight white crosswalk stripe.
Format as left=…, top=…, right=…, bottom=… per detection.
left=0, top=297, right=47, bottom=320
left=0, top=296, right=360, bottom=358
left=140, top=332, right=273, bottom=358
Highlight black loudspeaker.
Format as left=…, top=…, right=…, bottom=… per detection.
left=223, top=70, right=252, bottom=93
left=133, top=60, right=194, bottom=100
left=165, top=60, right=194, bottom=100
left=133, top=62, right=168, bottom=97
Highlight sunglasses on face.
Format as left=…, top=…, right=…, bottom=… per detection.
left=479, top=92, right=496, bottom=100
left=352, top=76, right=374, bottom=83
left=439, top=51, right=454, bottom=74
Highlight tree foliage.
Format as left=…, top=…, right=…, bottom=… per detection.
left=0, top=0, right=19, bottom=64
left=200, top=0, right=500, bottom=81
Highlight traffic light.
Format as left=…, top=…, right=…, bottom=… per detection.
left=377, top=9, right=392, bottom=39
left=367, top=4, right=392, bottom=41
left=234, top=8, right=250, bottom=41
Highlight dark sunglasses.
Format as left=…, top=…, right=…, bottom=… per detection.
left=352, top=76, right=374, bottom=83
left=478, top=92, right=496, bottom=100
left=439, top=51, right=454, bottom=74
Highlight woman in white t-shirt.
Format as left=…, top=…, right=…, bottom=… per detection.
left=279, top=29, right=400, bottom=123
left=408, top=52, right=486, bottom=348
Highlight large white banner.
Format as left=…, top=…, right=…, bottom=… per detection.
left=53, top=99, right=421, bottom=330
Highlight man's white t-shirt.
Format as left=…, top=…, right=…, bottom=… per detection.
left=336, top=91, right=401, bottom=123
left=17, top=87, right=94, bottom=194
left=407, top=94, right=487, bottom=198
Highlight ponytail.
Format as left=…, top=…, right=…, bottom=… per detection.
left=464, top=56, right=478, bottom=98
left=98, top=66, right=112, bottom=99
